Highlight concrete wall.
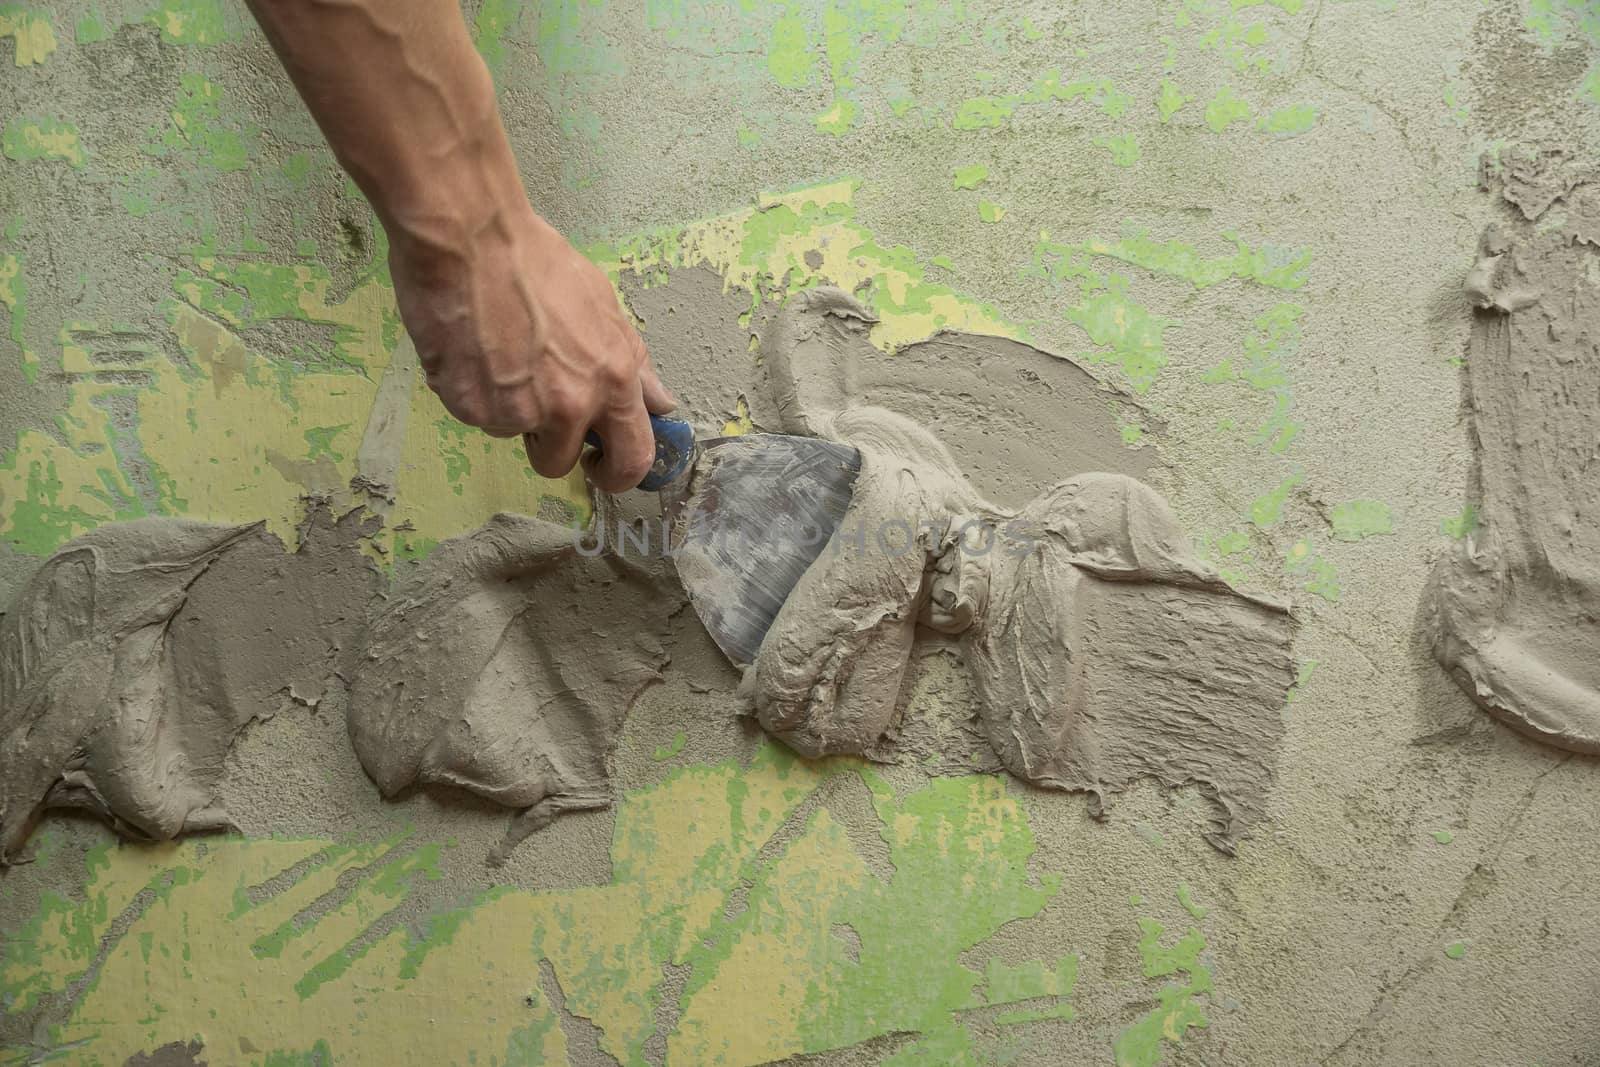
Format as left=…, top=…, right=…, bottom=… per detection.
left=2, top=1, right=1598, bottom=1064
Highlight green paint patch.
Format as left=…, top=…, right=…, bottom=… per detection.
left=3, top=458, right=112, bottom=555
left=436, top=419, right=472, bottom=490
left=952, top=163, right=990, bottom=190
left=983, top=956, right=1078, bottom=1005
left=1248, top=470, right=1303, bottom=527
left=473, top=0, right=524, bottom=68
left=1204, top=86, right=1252, bottom=132
left=1203, top=303, right=1305, bottom=453
left=1257, top=102, right=1317, bottom=137
left=1330, top=499, right=1393, bottom=541
left=1096, top=131, right=1140, bottom=166
left=302, top=424, right=351, bottom=463
left=144, top=0, right=239, bottom=45
left=1176, top=883, right=1207, bottom=920
left=0, top=4, right=56, bottom=66
left=1526, top=0, right=1600, bottom=105
left=1114, top=918, right=1213, bottom=1067
left=1027, top=225, right=1310, bottom=394
left=1440, top=504, right=1478, bottom=539
left=74, top=11, right=107, bottom=43
left=815, top=97, right=859, bottom=136
left=1431, top=830, right=1454, bottom=845
left=977, top=200, right=1007, bottom=223
left=1045, top=227, right=1310, bottom=291
left=1065, top=287, right=1172, bottom=392
left=651, top=730, right=688, bottom=761
left=3, top=116, right=84, bottom=167
left=953, top=70, right=1132, bottom=130
left=143, top=74, right=255, bottom=173
left=1444, top=940, right=1467, bottom=959
left=768, top=10, right=814, bottom=88
left=1286, top=658, right=1316, bottom=703
left=1156, top=79, right=1189, bottom=121
left=1286, top=539, right=1340, bottom=602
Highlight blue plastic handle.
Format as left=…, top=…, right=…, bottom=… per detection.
left=584, top=414, right=695, bottom=491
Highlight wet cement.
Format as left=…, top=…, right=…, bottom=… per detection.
left=0, top=503, right=381, bottom=864
left=1425, top=146, right=1600, bottom=752
left=742, top=288, right=1298, bottom=849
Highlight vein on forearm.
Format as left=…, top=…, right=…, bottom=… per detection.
left=246, top=0, right=522, bottom=254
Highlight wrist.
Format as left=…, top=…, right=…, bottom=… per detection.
left=369, top=93, right=533, bottom=270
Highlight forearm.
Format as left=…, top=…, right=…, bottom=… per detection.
left=245, top=0, right=528, bottom=264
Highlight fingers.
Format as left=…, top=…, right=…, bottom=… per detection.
left=586, top=387, right=656, bottom=493
left=636, top=340, right=676, bottom=414
left=521, top=406, right=588, bottom=480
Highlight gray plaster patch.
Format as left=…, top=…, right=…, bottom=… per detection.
left=1425, top=147, right=1600, bottom=751
left=0, top=503, right=381, bottom=863
left=345, top=506, right=683, bottom=864
left=744, top=288, right=1296, bottom=850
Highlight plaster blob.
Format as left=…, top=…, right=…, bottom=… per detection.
left=0, top=505, right=381, bottom=863
left=744, top=288, right=1297, bottom=849
left=346, top=510, right=680, bottom=863
left=1426, top=147, right=1600, bottom=752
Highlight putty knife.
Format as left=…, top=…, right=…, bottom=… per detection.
left=556, top=414, right=861, bottom=668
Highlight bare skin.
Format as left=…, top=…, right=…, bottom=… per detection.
left=244, top=0, right=673, bottom=492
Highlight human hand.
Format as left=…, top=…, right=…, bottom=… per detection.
left=390, top=205, right=674, bottom=493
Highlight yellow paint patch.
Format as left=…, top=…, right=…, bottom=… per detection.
left=593, top=180, right=1020, bottom=353
left=0, top=6, right=55, bottom=66
left=668, top=809, right=871, bottom=1064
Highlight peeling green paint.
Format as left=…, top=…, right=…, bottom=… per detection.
left=977, top=200, right=1007, bottom=223
left=1257, top=102, right=1317, bottom=137
left=651, top=730, right=688, bottom=761
left=1286, top=539, right=1340, bottom=602
left=1330, top=499, right=1393, bottom=541
left=1431, top=830, right=1455, bottom=845
left=1176, top=883, right=1208, bottom=920
left=1030, top=226, right=1309, bottom=395
left=1204, top=86, right=1252, bottom=132
left=1113, top=918, right=1213, bottom=1067
left=1444, top=941, right=1467, bottom=959
left=1156, top=79, right=1189, bottom=121
left=953, top=71, right=1132, bottom=130
left=3, top=115, right=85, bottom=168
left=1440, top=504, right=1478, bottom=539
left=302, top=424, right=351, bottom=463
left=952, top=163, right=989, bottom=190
left=473, top=0, right=525, bottom=68
left=73, top=10, right=107, bottom=43
left=1203, top=303, right=1305, bottom=453
left=767, top=10, right=814, bottom=88
left=143, top=74, right=255, bottom=174
left=144, top=0, right=240, bottom=46
left=1248, top=470, right=1303, bottom=527
left=1096, top=131, right=1140, bottom=166
left=1526, top=0, right=1600, bottom=105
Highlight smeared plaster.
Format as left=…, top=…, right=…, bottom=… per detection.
left=744, top=288, right=1298, bottom=849
left=1426, top=147, right=1600, bottom=752
left=0, top=503, right=379, bottom=864
left=346, top=507, right=680, bottom=864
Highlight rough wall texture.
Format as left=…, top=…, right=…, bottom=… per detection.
left=2, top=1, right=1599, bottom=1065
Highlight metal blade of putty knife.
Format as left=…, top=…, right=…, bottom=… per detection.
left=662, top=434, right=861, bottom=669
